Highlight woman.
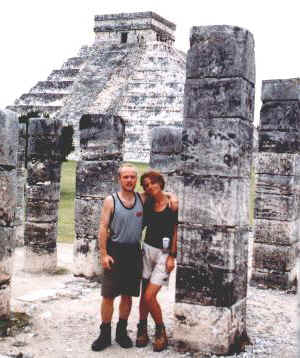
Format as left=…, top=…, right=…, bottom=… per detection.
left=136, top=170, right=178, bottom=352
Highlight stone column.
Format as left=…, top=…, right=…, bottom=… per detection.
left=15, top=122, right=27, bottom=246
left=0, top=109, right=18, bottom=319
left=73, top=114, right=124, bottom=278
left=251, top=78, right=300, bottom=289
left=173, top=26, right=255, bottom=355
left=24, top=118, right=62, bottom=272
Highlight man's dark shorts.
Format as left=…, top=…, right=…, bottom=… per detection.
left=102, top=241, right=142, bottom=298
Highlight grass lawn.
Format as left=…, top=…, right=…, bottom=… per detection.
left=57, top=161, right=149, bottom=243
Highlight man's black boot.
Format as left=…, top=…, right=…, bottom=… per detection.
left=116, top=319, right=133, bottom=348
left=91, top=323, right=111, bottom=351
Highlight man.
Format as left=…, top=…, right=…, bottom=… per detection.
left=91, top=163, right=145, bottom=351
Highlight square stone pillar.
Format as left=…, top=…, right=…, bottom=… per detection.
left=173, top=25, right=255, bottom=356
left=251, top=78, right=300, bottom=289
left=0, top=109, right=18, bottom=319
left=24, top=118, right=62, bottom=273
left=73, top=114, right=124, bottom=278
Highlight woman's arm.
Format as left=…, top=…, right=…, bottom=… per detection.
left=166, top=198, right=178, bottom=273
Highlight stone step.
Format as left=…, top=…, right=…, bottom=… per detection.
left=62, top=57, right=87, bottom=69
left=15, top=93, right=66, bottom=106
left=47, top=69, right=80, bottom=80
left=31, top=81, right=74, bottom=93
left=7, top=105, right=62, bottom=115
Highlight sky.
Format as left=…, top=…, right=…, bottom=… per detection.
left=0, top=0, right=299, bottom=124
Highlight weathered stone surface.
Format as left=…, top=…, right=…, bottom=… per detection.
left=262, top=78, right=300, bottom=102
left=184, top=78, right=254, bottom=122
left=0, top=168, right=17, bottom=227
left=181, top=175, right=250, bottom=226
left=260, top=101, right=300, bottom=131
left=252, top=242, right=296, bottom=272
left=26, top=183, right=61, bottom=201
left=76, top=160, right=119, bottom=198
left=0, top=110, right=19, bottom=167
left=24, top=248, right=57, bottom=273
left=173, top=299, right=247, bottom=355
left=27, top=135, right=62, bottom=161
left=24, top=222, right=57, bottom=253
left=256, top=174, right=299, bottom=196
left=28, top=118, right=62, bottom=136
left=26, top=199, right=59, bottom=223
left=254, top=219, right=298, bottom=246
left=74, top=198, right=103, bottom=239
left=187, top=25, right=255, bottom=84
left=258, top=130, right=300, bottom=153
left=0, top=227, right=15, bottom=266
left=0, top=282, right=10, bottom=319
left=254, top=192, right=298, bottom=221
left=150, top=126, right=182, bottom=154
left=27, top=160, right=61, bottom=185
left=177, top=225, right=248, bottom=271
left=79, top=114, right=125, bottom=161
left=73, top=238, right=102, bottom=278
left=182, top=118, right=253, bottom=177
left=176, top=263, right=247, bottom=307
left=250, top=266, right=297, bottom=289
left=255, top=152, right=300, bottom=176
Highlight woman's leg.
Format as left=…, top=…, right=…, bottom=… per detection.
left=143, top=282, right=163, bottom=324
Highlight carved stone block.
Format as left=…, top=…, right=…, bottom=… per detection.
left=79, top=114, right=125, bottom=161
left=187, top=25, right=255, bottom=84
left=181, top=175, right=250, bottom=226
left=255, top=152, right=300, bottom=176
left=76, top=160, right=118, bottom=198
left=24, top=222, right=57, bottom=254
left=256, top=174, right=298, bottom=196
left=262, top=78, right=300, bottom=102
left=26, top=199, right=59, bottom=222
left=27, top=160, right=61, bottom=185
left=254, top=219, right=298, bottom=246
left=260, top=101, right=300, bottom=131
left=177, top=225, right=248, bottom=271
left=258, top=130, right=300, bottom=153
left=254, top=192, right=298, bottom=221
left=74, top=198, right=103, bottom=239
left=252, top=242, right=296, bottom=272
left=150, top=126, right=182, bottom=154
left=182, top=118, right=253, bottom=177
left=184, top=78, right=254, bottom=122
left=173, top=299, right=247, bottom=356
left=26, top=183, right=61, bottom=201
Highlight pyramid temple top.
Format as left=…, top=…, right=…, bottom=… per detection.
left=94, top=11, right=176, bottom=45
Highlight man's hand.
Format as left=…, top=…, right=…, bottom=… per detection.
left=101, top=254, right=114, bottom=270
left=166, top=255, right=175, bottom=273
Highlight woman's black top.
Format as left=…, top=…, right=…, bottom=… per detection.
left=143, top=199, right=178, bottom=249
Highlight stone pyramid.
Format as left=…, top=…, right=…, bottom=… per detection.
left=8, top=11, right=186, bottom=162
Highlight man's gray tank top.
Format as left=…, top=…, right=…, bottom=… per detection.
left=109, top=192, right=143, bottom=245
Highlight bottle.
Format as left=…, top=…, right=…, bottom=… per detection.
left=162, top=237, right=170, bottom=253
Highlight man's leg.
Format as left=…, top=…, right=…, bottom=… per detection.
left=116, top=294, right=133, bottom=348
left=91, top=296, right=115, bottom=351
left=136, top=279, right=150, bottom=347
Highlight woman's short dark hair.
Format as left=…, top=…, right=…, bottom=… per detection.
left=140, top=170, right=165, bottom=190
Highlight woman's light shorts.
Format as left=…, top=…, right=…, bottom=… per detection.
left=142, top=242, right=170, bottom=286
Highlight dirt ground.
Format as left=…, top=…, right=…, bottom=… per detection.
left=0, top=243, right=298, bottom=358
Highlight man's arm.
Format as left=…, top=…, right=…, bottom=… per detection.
left=98, top=196, right=114, bottom=270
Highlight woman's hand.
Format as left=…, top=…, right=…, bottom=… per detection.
left=166, top=255, right=175, bottom=273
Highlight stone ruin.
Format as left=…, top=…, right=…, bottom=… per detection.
left=8, top=11, right=186, bottom=163
left=0, top=11, right=299, bottom=357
